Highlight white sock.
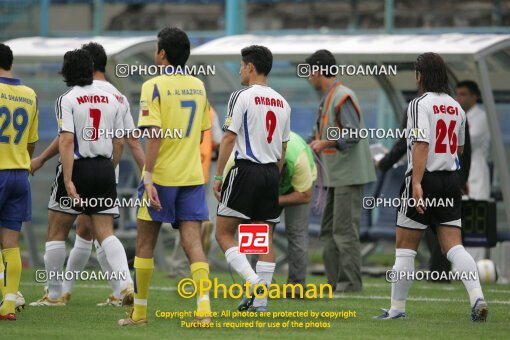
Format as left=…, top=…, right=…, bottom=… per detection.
left=447, top=244, right=485, bottom=307
left=389, top=248, right=416, bottom=316
left=225, top=247, right=260, bottom=285
left=253, top=261, right=275, bottom=307
left=100, top=236, right=131, bottom=292
left=94, top=240, right=121, bottom=298
left=62, top=235, right=93, bottom=295
left=44, top=241, right=66, bottom=300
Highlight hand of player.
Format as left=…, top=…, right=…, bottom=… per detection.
left=412, top=182, right=426, bottom=214
left=30, top=156, right=44, bottom=175
left=213, top=179, right=223, bottom=202
left=145, top=183, right=162, bottom=211
left=64, top=180, right=81, bottom=207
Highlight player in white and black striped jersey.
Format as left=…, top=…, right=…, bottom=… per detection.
left=375, top=53, right=488, bottom=322
left=30, top=42, right=145, bottom=306
left=214, top=45, right=291, bottom=312
left=30, top=49, right=134, bottom=308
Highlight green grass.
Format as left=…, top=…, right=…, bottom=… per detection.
left=3, top=269, right=508, bottom=339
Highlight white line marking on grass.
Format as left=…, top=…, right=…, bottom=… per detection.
left=332, top=294, right=510, bottom=305
left=21, top=282, right=510, bottom=305
left=365, top=283, right=510, bottom=294
left=20, top=282, right=177, bottom=291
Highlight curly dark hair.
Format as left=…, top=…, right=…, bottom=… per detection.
left=82, top=42, right=107, bottom=73
left=415, top=52, right=449, bottom=94
left=61, top=49, right=93, bottom=87
left=157, top=27, right=190, bottom=67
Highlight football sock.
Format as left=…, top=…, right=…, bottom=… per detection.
left=62, top=235, right=93, bottom=295
left=0, top=250, right=5, bottom=298
left=190, top=262, right=211, bottom=317
left=389, top=248, right=416, bottom=316
left=95, top=240, right=121, bottom=298
left=44, top=241, right=66, bottom=300
left=447, top=245, right=485, bottom=307
left=225, top=246, right=260, bottom=285
left=253, top=261, right=275, bottom=307
left=101, top=235, right=131, bottom=292
left=132, top=256, right=153, bottom=321
left=0, top=248, right=21, bottom=315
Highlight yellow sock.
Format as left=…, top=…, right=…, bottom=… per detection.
left=0, top=250, right=5, bottom=298
left=132, top=256, right=153, bottom=321
left=0, top=248, right=21, bottom=316
left=190, top=262, right=211, bottom=316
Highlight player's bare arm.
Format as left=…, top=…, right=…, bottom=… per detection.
left=111, top=137, right=124, bottom=168
left=278, top=141, right=287, bottom=173
left=143, top=127, right=162, bottom=211
left=27, top=142, right=36, bottom=159
left=214, top=130, right=236, bottom=201
left=411, top=141, right=428, bottom=214
left=126, top=137, right=145, bottom=171
left=59, top=131, right=80, bottom=204
left=457, top=145, right=464, bottom=157
left=30, top=136, right=59, bottom=175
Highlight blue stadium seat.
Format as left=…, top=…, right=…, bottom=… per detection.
left=118, top=159, right=139, bottom=189
left=497, top=230, right=510, bottom=242
left=368, top=165, right=407, bottom=240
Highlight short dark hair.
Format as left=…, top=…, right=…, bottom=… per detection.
left=82, top=42, right=107, bottom=73
left=157, top=27, right=190, bottom=67
left=305, top=49, right=336, bottom=78
left=241, top=45, right=273, bottom=76
left=61, top=49, right=93, bottom=87
left=456, top=80, right=481, bottom=98
left=415, top=52, right=449, bottom=94
left=0, top=43, right=13, bottom=71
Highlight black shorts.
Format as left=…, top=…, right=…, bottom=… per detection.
left=48, top=157, right=118, bottom=215
left=396, top=171, right=462, bottom=230
left=217, top=159, right=280, bottom=223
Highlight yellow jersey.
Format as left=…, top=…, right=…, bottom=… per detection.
left=138, top=73, right=211, bottom=186
left=0, top=77, right=39, bottom=170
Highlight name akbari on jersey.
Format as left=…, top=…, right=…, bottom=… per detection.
left=223, top=84, right=291, bottom=164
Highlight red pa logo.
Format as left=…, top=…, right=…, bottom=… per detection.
left=238, top=224, right=269, bottom=254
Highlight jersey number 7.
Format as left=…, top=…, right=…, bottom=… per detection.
left=181, top=100, right=197, bottom=137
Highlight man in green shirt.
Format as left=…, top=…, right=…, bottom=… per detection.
left=305, top=50, right=376, bottom=292
left=279, top=131, right=317, bottom=296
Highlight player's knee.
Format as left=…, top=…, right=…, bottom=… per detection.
left=136, top=243, right=154, bottom=259
left=214, top=229, right=224, bottom=245
left=46, top=227, right=68, bottom=241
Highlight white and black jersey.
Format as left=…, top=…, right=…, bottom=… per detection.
left=223, top=84, right=291, bottom=164
left=93, top=80, right=135, bottom=131
left=218, top=84, right=291, bottom=223
left=397, top=92, right=466, bottom=230
left=92, top=80, right=135, bottom=183
left=56, top=85, right=124, bottom=159
left=405, top=92, right=466, bottom=175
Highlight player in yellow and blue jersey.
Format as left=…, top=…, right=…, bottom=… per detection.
left=118, top=27, right=212, bottom=326
left=0, top=43, right=39, bottom=321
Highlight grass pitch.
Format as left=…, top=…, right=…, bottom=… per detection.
left=3, top=269, right=509, bottom=339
